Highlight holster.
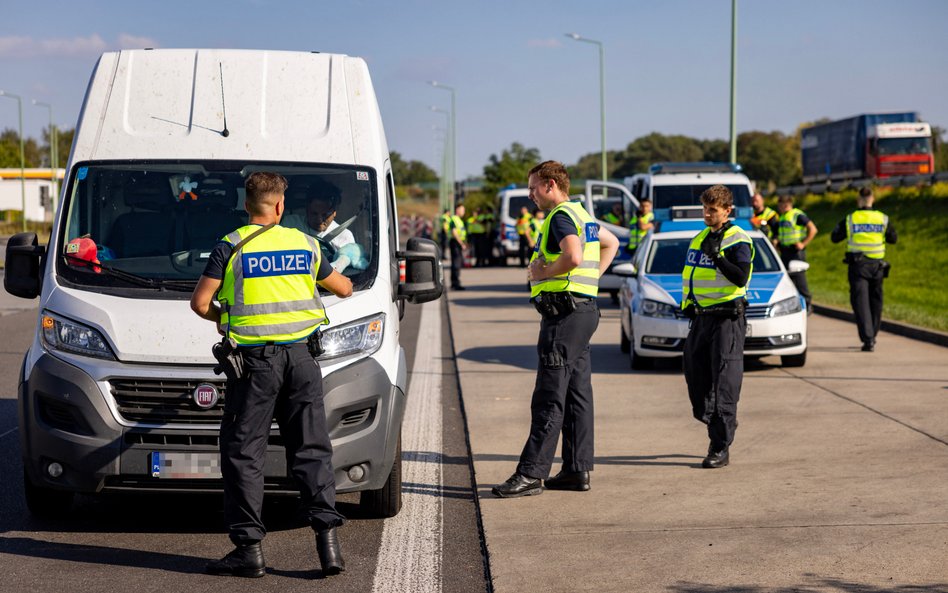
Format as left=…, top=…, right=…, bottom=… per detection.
left=844, top=251, right=865, bottom=265
left=696, top=298, right=745, bottom=319
left=212, top=337, right=244, bottom=383
left=880, top=260, right=891, bottom=278
left=533, top=292, right=577, bottom=319
left=307, top=330, right=325, bottom=358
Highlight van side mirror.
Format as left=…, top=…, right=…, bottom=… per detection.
left=397, top=237, right=444, bottom=304
left=787, top=260, right=810, bottom=273
left=4, top=232, right=45, bottom=299
left=612, top=262, right=637, bottom=277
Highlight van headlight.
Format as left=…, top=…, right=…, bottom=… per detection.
left=41, top=312, right=115, bottom=359
left=318, top=313, right=385, bottom=361
left=770, top=296, right=803, bottom=317
left=640, top=299, right=678, bottom=319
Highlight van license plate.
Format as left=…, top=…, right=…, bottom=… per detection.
left=150, top=452, right=222, bottom=479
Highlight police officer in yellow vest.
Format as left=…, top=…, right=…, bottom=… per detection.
left=527, top=208, right=544, bottom=250
left=492, top=161, right=619, bottom=497
left=515, top=206, right=533, bottom=267
left=750, top=191, right=777, bottom=240
left=830, top=187, right=897, bottom=351
left=627, top=198, right=654, bottom=256
left=191, top=172, right=353, bottom=578
left=439, top=209, right=451, bottom=260
left=774, top=194, right=817, bottom=312
left=448, top=203, right=468, bottom=290
left=682, top=185, right=754, bottom=469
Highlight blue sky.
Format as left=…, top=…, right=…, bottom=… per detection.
left=3, top=0, right=947, bottom=178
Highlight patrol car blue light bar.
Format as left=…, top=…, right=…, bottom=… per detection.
left=649, top=162, right=743, bottom=174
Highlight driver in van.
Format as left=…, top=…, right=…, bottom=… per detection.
left=285, top=185, right=357, bottom=273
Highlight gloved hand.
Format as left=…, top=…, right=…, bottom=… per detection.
left=700, top=230, right=723, bottom=261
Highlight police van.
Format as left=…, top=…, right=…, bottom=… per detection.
left=495, top=186, right=533, bottom=262
left=3, top=49, right=442, bottom=517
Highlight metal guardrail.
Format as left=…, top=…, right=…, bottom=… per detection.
left=775, top=171, right=948, bottom=196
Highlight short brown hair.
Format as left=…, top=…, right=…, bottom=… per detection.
left=699, top=185, right=733, bottom=209
left=777, top=194, right=794, bottom=206
left=529, top=160, right=570, bottom=194
left=245, top=172, right=288, bottom=216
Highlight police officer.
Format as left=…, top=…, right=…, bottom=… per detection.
left=602, top=202, right=623, bottom=226
left=627, top=198, right=654, bottom=256
left=830, top=187, right=897, bottom=351
left=448, top=202, right=468, bottom=290
left=515, top=206, right=533, bottom=267
left=438, top=209, right=451, bottom=260
left=190, top=172, right=352, bottom=578
left=750, top=191, right=777, bottom=240
left=774, top=195, right=817, bottom=312
left=492, top=161, right=618, bottom=497
left=682, top=185, right=754, bottom=469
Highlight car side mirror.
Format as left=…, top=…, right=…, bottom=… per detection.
left=4, top=232, right=45, bottom=299
left=612, top=262, right=637, bottom=277
left=787, top=260, right=810, bottom=273
left=397, top=237, right=444, bottom=304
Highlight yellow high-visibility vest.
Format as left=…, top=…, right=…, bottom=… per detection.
left=681, top=225, right=755, bottom=309
left=777, top=208, right=807, bottom=246
left=846, top=209, right=888, bottom=259
left=530, top=201, right=601, bottom=299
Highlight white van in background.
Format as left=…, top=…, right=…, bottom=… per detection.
left=495, top=186, right=533, bottom=261
left=4, top=49, right=442, bottom=518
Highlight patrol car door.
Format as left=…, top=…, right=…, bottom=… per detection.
left=584, top=180, right=640, bottom=262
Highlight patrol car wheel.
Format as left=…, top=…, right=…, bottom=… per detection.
left=620, top=324, right=630, bottom=353
left=781, top=350, right=807, bottom=368
left=23, top=469, right=74, bottom=518
left=359, top=434, right=402, bottom=518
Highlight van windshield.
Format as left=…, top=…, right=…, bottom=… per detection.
left=652, top=184, right=751, bottom=209
left=505, top=195, right=533, bottom=219
left=57, top=161, right=379, bottom=294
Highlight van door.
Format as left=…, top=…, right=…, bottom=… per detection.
left=584, top=180, right=639, bottom=260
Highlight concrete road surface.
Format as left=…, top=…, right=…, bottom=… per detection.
left=449, top=266, right=948, bottom=593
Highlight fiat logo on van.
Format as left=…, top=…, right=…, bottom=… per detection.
left=193, top=383, right=219, bottom=409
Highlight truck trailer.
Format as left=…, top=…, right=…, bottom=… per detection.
left=801, top=112, right=934, bottom=183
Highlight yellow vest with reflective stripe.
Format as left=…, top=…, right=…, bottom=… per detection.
left=468, top=215, right=485, bottom=234
left=449, top=215, right=467, bottom=242
left=217, top=225, right=327, bottom=346
left=682, top=225, right=755, bottom=309
left=516, top=213, right=532, bottom=236
left=628, top=212, right=654, bottom=249
left=528, top=217, right=542, bottom=244
left=530, top=201, right=601, bottom=298
left=777, top=208, right=807, bottom=246
left=846, top=209, right=888, bottom=259
left=440, top=213, right=451, bottom=232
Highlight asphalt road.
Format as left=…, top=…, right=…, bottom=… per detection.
left=0, top=296, right=489, bottom=593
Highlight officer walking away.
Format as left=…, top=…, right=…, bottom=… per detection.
left=627, top=198, right=654, bottom=257
left=448, top=202, right=468, bottom=290
left=190, top=172, right=352, bottom=578
left=830, top=187, right=897, bottom=351
left=750, top=191, right=777, bottom=240
left=682, top=185, right=754, bottom=469
left=492, top=161, right=619, bottom=498
left=774, top=195, right=817, bottom=312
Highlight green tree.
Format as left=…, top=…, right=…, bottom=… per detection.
left=0, top=128, right=41, bottom=168
left=737, top=130, right=798, bottom=188
left=568, top=150, right=621, bottom=181
left=697, top=138, right=729, bottom=163
left=38, top=126, right=75, bottom=168
left=390, top=150, right=438, bottom=186
left=613, top=133, right=704, bottom=178
left=932, top=125, right=948, bottom=173
left=482, top=142, right=541, bottom=195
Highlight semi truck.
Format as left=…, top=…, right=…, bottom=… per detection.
left=801, top=112, right=934, bottom=183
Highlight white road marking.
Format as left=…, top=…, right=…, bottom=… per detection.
left=372, top=298, right=443, bottom=593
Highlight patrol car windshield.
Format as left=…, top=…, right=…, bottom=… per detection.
left=56, top=161, right=379, bottom=295
left=652, top=185, right=751, bottom=209
left=645, top=236, right=781, bottom=275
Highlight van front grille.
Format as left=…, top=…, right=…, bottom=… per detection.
left=110, top=378, right=228, bottom=424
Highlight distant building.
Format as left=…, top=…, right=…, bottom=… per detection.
left=0, top=168, right=65, bottom=222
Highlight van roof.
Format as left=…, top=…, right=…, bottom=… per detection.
left=72, top=49, right=388, bottom=167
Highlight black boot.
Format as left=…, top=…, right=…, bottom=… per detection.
left=316, top=527, right=346, bottom=575
left=206, top=542, right=266, bottom=578
left=702, top=446, right=730, bottom=469
left=491, top=473, right=542, bottom=498
left=544, top=470, right=590, bottom=491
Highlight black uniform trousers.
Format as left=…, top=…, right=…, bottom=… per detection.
left=848, top=259, right=886, bottom=345
left=221, top=342, right=344, bottom=545
left=779, top=246, right=812, bottom=306
left=449, top=238, right=464, bottom=288
left=683, top=312, right=746, bottom=452
left=517, top=235, right=531, bottom=267
left=517, top=299, right=599, bottom=479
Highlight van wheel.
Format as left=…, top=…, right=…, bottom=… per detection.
left=359, top=435, right=402, bottom=518
left=24, top=469, right=74, bottom=518
left=781, top=350, right=807, bottom=368
left=620, top=325, right=630, bottom=353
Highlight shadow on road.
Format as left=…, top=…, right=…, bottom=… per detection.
left=456, top=343, right=684, bottom=375
left=473, top=452, right=702, bottom=468
left=665, top=578, right=948, bottom=593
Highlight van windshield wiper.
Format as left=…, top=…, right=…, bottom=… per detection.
left=63, top=254, right=161, bottom=289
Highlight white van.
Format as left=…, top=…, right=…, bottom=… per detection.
left=3, top=49, right=442, bottom=518
left=624, top=162, right=755, bottom=225
left=495, top=186, right=533, bottom=261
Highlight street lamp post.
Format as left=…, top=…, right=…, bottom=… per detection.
left=0, top=91, right=27, bottom=231
left=428, top=81, right=456, bottom=207
left=33, top=100, right=58, bottom=218
left=729, top=0, right=738, bottom=164
left=430, top=106, right=451, bottom=214
left=567, top=33, right=607, bottom=182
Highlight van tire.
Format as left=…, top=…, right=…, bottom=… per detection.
left=23, top=469, right=74, bottom=518
left=781, top=350, right=807, bottom=368
left=620, top=325, right=630, bottom=353
left=360, top=435, right=402, bottom=518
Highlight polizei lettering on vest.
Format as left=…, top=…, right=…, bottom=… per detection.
left=243, top=249, right=313, bottom=278
left=686, top=249, right=716, bottom=269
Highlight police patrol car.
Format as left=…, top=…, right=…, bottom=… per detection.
left=614, top=227, right=808, bottom=370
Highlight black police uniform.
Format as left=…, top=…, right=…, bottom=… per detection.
left=448, top=217, right=465, bottom=289
left=830, top=210, right=898, bottom=349
left=204, top=235, right=345, bottom=545
left=775, top=213, right=813, bottom=308
left=682, top=225, right=752, bottom=458
left=516, top=212, right=599, bottom=479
